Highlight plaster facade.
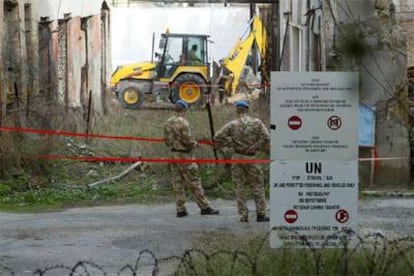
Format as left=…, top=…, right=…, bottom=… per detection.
left=279, top=0, right=412, bottom=186
left=0, top=0, right=111, bottom=123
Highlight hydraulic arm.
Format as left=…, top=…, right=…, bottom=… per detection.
left=221, top=15, right=267, bottom=96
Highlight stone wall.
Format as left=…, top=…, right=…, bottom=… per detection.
left=0, top=0, right=4, bottom=118
left=322, top=0, right=411, bottom=186
left=1, top=0, right=27, bottom=110
left=395, top=0, right=414, bottom=67
left=400, top=20, right=414, bottom=68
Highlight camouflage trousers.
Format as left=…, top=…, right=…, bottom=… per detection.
left=232, top=153, right=267, bottom=219
left=170, top=152, right=210, bottom=212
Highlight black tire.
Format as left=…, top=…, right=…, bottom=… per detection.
left=170, top=74, right=207, bottom=107
left=117, top=81, right=145, bottom=109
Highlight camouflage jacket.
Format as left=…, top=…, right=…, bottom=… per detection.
left=164, top=115, right=197, bottom=152
left=214, top=114, right=270, bottom=154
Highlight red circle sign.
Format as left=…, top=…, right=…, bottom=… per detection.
left=288, top=116, right=302, bottom=130
left=284, top=209, right=298, bottom=224
left=335, top=209, right=349, bottom=223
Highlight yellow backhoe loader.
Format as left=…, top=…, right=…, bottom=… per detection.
left=110, top=15, right=267, bottom=109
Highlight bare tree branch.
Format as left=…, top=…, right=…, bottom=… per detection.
left=88, top=161, right=142, bottom=188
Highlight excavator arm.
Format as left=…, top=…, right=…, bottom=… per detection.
left=221, top=15, right=267, bottom=96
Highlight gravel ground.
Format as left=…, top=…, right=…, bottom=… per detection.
left=1, top=198, right=414, bottom=275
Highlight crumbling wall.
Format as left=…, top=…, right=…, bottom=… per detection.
left=57, top=18, right=68, bottom=106
left=1, top=0, right=110, bottom=117
left=0, top=1, right=5, bottom=119
left=24, top=3, right=39, bottom=104
left=67, top=17, right=86, bottom=109
left=86, top=15, right=104, bottom=114
left=395, top=0, right=414, bottom=67
left=38, top=20, right=55, bottom=98
left=3, top=0, right=26, bottom=109
left=101, top=4, right=112, bottom=108
left=323, top=0, right=410, bottom=186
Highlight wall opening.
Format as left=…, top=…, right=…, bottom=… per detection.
left=38, top=20, right=54, bottom=99
left=80, top=17, right=90, bottom=115
left=24, top=3, right=34, bottom=104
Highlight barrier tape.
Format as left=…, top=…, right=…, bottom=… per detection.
left=0, top=126, right=214, bottom=145
left=36, top=155, right=408, bottom=164
left=1, top=127, right=408, bottom=164
left=36, top=155, right=270, bottom=164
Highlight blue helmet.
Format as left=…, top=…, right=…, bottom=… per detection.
left=235, top=100, right=249, bottom=108
left=175, top=100, right=189, bottom=109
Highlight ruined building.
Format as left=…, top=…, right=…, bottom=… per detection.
left=275, top=0, right=413, bottom=186
left=397, top=0, right=414, bottom=109
left=0, top=0, right=111, bottom=122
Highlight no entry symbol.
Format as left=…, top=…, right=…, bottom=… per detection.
left=284, top=209, right=298, bottom=224
left=335, top=209, right=349, bottom=223
left=327, top=116, right=342, bottom=130
left=288, top=116, right=302, bottom=130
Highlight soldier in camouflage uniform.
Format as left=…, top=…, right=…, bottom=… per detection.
left=214, top=100, right=270, bottom=222
left=164, top=100, right=219, bottom=217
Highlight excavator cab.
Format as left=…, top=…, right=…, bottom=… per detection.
left=157, top=33, right=209, bottom=78
left=156, top=33, right=210, bottom=105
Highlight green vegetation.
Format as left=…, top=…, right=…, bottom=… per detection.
left=0, top=176, right=173, bottom=212
left=0, top=97, right=268, bottom=210
left=174, top=232, right=414, bottom=275
left=0, top=95, right=407, bottom=211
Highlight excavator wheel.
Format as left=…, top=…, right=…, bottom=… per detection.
left=117, top=80, right=145, bottom=109
left=170, top=74, right=207, bottom=106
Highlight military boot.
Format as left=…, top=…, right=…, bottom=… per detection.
left=177, top=210, right=188, bottom=217
left=240, top=216, right=248, bottom=223
left=200, top=207, right=219, bottom=215
left=256, top=214, right=270, bottom=222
